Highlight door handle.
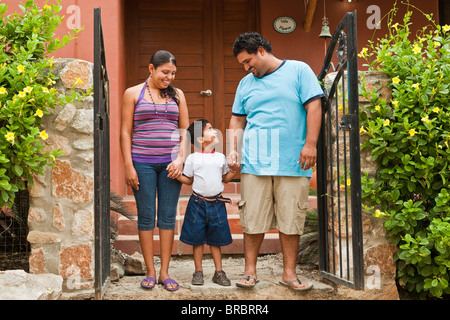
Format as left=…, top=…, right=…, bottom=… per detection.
left=200, top=90, right=212, bottom=96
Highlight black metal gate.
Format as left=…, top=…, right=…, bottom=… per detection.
left=93, top=7, right=110, bottom=300
left=316, top=11, right=364, bottom=290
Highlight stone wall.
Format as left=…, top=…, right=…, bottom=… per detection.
left=27, top=59, right=94, bottom=291
left=323, top=71, right=399, bottom=299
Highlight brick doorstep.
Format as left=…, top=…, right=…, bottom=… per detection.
left=114, top=233, right=281, bottom=256
left=114, top=193, right=317, bottom=256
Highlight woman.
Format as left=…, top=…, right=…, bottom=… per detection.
left=120, top=50, right=189, bottom=291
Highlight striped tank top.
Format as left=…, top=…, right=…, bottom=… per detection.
left=131, top=80, right=181, bottom=163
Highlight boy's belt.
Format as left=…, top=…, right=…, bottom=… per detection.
left=192, top=191, right=232, bottom=204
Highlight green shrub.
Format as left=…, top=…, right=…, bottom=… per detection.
left=359, top=1, right=450, bottom=299
left=0, top=0, right=83, bottom=208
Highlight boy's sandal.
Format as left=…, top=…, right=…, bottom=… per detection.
left=236, top=275, right=259, bottom=288
left=140, top=276, right=156, bottom=289
left=192, top=271, right=204, bottom=285
left=212, top=270, right=231, bottom=286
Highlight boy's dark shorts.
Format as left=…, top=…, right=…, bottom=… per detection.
left=180, top=194, right=232, bottom=247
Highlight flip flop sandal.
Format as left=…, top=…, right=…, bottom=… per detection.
left=279, top=278, right=313, bottom=291
left=159, top=277, right=180, bottom=291
left=140, top=276, right=156, bottom=289
left=236, top=275, right=259, bottom=288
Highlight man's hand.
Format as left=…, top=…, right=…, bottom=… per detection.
left=227, top=149, right=241, bottom=172
left=298, top=143, right=317, bottom=171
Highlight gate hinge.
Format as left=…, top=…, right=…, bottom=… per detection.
left=339, top=114, right=357, bottom=131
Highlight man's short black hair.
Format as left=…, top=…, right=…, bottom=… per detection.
left=187, top=119, right=210, bottom=148
left=232, top=32, right=272, bottom=57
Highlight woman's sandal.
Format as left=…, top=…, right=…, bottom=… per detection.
left=158, top=277, right=180, bottom=291
left=140, top=276, right=156, bottom=289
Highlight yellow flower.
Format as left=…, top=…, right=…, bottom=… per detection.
left=74, top=78, right=83, bottom=86
left=17, top=65, right=25, bottom=73
left=443, top=25, right=450, bottom=33
left=0, top=87, right=7, bottom=95
left=34, top=109, right=44, bottom=118
left=24, top=86, right=33, bottom=93
left=42, top=87, right=49, bottom=93
left=383, top=119, right=390, bottom=127
left=392, top=23, right=399, bottom=30
left=391, top=100, right=399, bottom=109
left=434, top=41, right=441, bottom=48
left=374, top=209, right=385, bottom=218
left=358, top=47, right=368, bottom=58
left=49, top=154, right=56, bottom=161
left=360, top=126, right=367, bottom=134
left=422, top=115, right=430, bottom=125
left=412, top=83, right=420, bottom=90
left=375, top=105, right=381, bottom=112
left=39, top=130, right=49, bottom=140
left=47, top=79, right=56, bottom=86
left=433, top=107, right=439, bottom=113
left=4, top=132, right=15, bottom=143
left=409, top=129, right=417, bottom=136
left=18, top=91, right=26, bottom=99
left=413, top=45, right=421, bottom=54
left=392, top=77, right=400, bottom=84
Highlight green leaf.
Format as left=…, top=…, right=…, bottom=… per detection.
left=13, top=164, right=23, bottom=176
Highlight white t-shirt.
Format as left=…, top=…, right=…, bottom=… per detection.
left=183, top=151, right=230, bottom=197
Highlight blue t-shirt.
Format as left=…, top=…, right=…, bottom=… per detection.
left=232, top=60, right=324, bottom=176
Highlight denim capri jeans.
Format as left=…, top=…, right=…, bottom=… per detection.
left=132, top=161, right=182, bottom=231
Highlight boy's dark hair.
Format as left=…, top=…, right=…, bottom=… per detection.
left=232, top=32, right=272, bottom=57
left=187, top=119, right=210, bottom=148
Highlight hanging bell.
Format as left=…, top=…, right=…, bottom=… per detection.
left=319, top=25, right=332, bottom=38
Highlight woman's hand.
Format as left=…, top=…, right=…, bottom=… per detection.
left=125, top=164, right=139, bottom=190
left=167, top=157, right=183, bottom=179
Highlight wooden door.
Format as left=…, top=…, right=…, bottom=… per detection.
left=125, top=0, right=258, bottom=152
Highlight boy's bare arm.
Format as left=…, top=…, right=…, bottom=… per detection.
left=177, top=175, right=193, bottom=185
left=222, top=170, right=237, bottom=184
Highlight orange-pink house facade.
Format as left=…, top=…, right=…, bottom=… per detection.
left=2, top=0, right=446, bottom=198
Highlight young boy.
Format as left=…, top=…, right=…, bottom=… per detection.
left=178, top=119, right=236, bottom=286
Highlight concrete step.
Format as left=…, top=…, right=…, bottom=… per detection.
left=114, top=233, right=281, bottom=255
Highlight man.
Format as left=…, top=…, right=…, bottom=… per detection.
left=228, top=32, right=323, bottom=291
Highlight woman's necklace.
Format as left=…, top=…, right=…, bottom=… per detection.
left=146, top=81, right=168, bottom=123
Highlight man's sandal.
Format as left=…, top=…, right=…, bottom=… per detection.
left=236, top=275, right=259, bottom=288
left=279, top=278, right=313, bottom=291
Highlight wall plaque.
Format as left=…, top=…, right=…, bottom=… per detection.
left=274, top=16, right=296, bottom=33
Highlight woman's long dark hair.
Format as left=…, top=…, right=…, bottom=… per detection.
left=150, top=50, right=180, bottom=105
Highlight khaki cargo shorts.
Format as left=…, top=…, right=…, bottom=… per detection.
left=238, top=173, right=310, bottom=235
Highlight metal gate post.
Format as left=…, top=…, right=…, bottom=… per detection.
left=317, top=11, right=364, bottom=290
left=94, top=7, right=111, bottom=300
